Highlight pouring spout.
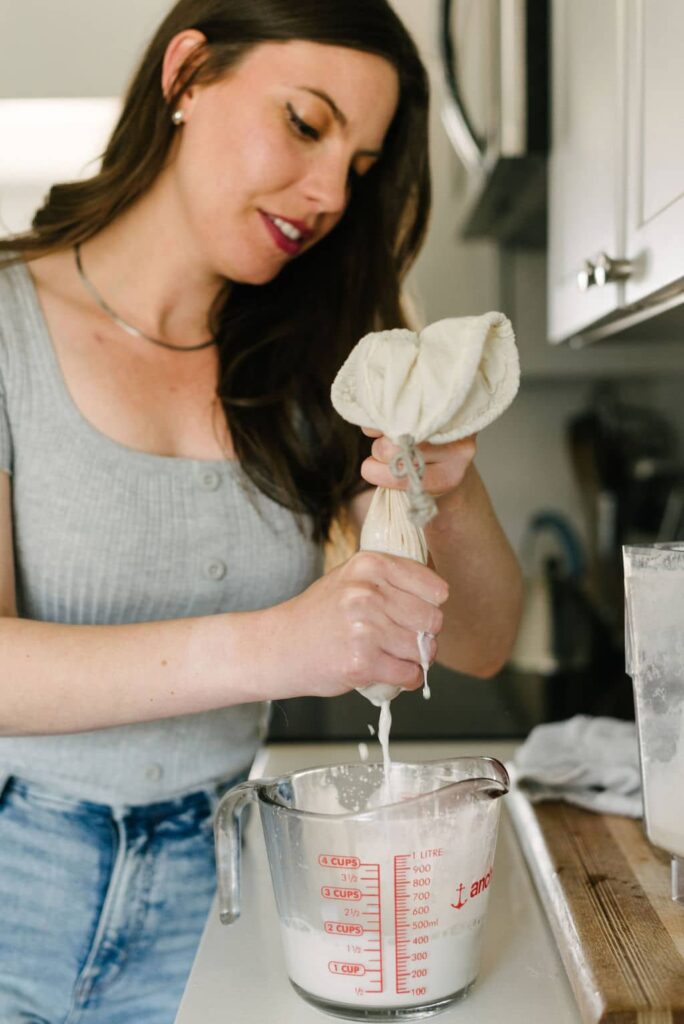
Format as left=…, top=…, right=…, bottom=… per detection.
left=484, top=782, right=509, bottom=801
left=468, top=757, right=510, bottom=799
left=467, top=778, right=509, bottom=803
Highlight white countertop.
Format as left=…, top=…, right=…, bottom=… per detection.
left=175, top=741, right=580, bottom=1024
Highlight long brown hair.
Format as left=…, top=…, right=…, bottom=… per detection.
left=1, top=0, right=431, bottom=543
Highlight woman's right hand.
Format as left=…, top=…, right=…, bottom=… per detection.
left=269, top=551, right=449, bottom=700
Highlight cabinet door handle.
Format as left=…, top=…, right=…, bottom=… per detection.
left=576, top=260, right=597, bottom=291
left=594, top=253, right=634, bottom=286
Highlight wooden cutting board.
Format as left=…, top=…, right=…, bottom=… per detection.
left=507, top=788, right=684, bottom=1023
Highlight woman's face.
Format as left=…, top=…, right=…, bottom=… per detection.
left=166, top=39, right=400, bottom=284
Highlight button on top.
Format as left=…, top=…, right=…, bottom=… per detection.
left=145, top=763, right=163, bottom=782
left=205, top=558, right=227, bottom=581
left=200, top=469, right=221, bottom=491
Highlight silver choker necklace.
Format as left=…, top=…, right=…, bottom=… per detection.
left=74, top=244, right=217, bottom=352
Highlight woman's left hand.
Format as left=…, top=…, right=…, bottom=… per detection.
left=360, top=428, right=477, bottom=501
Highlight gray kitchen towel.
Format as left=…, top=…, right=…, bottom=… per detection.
left=510, top=715, right=643, bottom=818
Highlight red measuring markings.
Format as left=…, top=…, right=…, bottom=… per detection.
left=319, top=854, right=361, bottom=868
left=321, top=886, right=362, bottom=900
left=318, top=856, right=384, bottom=995
left=328, top=961, right=366, bottom=976
left=324, top=921, right=364, bottom=936
left=394, top=850, right=443, bottom=997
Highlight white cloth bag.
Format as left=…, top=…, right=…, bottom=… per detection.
left=331, top=313, right=520, bottom=705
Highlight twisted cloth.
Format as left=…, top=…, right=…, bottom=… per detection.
left=331, top=313, right=520, bottom=705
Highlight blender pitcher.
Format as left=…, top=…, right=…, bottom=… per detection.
left=214, top=757, right=509, bottom=1021
left=624, top=542, right=684, bottom=902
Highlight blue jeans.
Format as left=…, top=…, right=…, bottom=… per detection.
left=0, top=771, right=244, bottom=1024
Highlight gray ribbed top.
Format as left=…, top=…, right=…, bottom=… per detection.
left=0, top=258, right=323, bottom=805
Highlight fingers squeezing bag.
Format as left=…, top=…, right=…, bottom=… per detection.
left=331, top=313, right=520, bottom=706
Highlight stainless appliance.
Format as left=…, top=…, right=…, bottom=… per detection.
left=439, top=0, right=549, bottom=245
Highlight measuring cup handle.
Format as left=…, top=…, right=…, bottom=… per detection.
left=214, top=780, right=258, bottom=925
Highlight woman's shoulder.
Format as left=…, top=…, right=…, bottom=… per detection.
left=0, top=253, right=32, bottom=332
left=0, top=256, right=26, bottom=372
left=0, top=253, right=45, bottom=387
left=0, top=250, right=26, bottom=289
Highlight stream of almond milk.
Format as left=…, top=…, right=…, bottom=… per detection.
left=365, top=631, right=432, bottom=799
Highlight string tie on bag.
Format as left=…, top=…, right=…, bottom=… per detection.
left=390, top=435, right=438, bottom=528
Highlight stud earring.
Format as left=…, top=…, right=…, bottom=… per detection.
left=171, top=109, right=185, bottom=126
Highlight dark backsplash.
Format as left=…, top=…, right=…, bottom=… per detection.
left=267, top=654, right=634, bottom=743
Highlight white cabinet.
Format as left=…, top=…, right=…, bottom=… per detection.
left=548, top=0, right=684, bottom=345
left=624, top=0, right=684, bottom=305
left=548, top=0, right=626, bottom=343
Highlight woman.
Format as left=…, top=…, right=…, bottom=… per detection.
left=0, top=0, right=522, bottom=1020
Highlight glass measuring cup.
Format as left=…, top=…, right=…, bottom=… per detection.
left=624, top=542, right=684, bottom=902
left=215, top=757, right=509, bottom=1021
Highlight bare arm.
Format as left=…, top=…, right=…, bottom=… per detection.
left=0, top=466, right=280, bottom=735
left=422, top=465, right=522, bottom=677
left=0, top=472, right=446, bottom=737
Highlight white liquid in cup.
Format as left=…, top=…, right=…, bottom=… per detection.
left=276, top=802, right=499, bottom=1013
left=642, top=733, right=684, bottom=857
left=281, top=922, right=482, bottom=1008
